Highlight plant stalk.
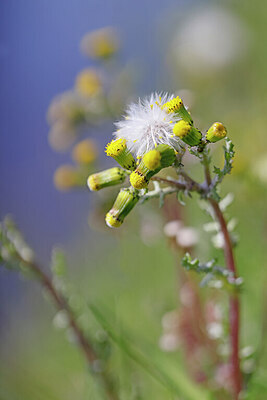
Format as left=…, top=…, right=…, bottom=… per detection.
left=19, top=257, right=118, bottom=400
left=203, top=157, right=242, bottom=399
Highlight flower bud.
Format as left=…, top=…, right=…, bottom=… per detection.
left=173, top=120, right=202, bottom=146
left=54, top=165, right=83, bottom=191
left=130, top=144, right=176, bottom=189
left=72, top=139, right=98, bottom=164
left=163, top=96, right=193, bottom=124
left=105, top=138, right=136, bottom=170
left=206, top=122, right=227, bottom=143
left=105, top=188, right=139, bottom=228
left=80, top=27, right=119, bottom=60
left=87, top=167, right=126, bottom=191
left=75, top=69, right=102, bottom=97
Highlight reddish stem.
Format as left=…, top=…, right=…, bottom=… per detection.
left=19, top=257, right=118, bottom=400
left=203, top=155, right=242, bottom=397
left=208, top=199, right=242, bottom=398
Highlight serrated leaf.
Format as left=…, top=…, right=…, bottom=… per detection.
left=181, top=252, right=242, bottom=291
left=213, top=138, right=235, bottom=187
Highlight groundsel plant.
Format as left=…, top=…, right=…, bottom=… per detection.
left=88, top=92, right=244, bottom=398
left=0, top=91, right=246, bottom=400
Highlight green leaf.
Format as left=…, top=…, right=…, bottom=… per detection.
left=181, top=253, right=243, bottom=291
left=213, top=138, right=235, bottom=186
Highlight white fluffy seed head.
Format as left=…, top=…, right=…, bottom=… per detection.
left=114, top=93, right=183, bottom=158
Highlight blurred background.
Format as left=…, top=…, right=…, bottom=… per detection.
left=1, top=0, right=267, bottom=399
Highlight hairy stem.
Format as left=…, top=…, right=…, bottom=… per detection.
left=151, top=176, right=204, bottom=193
left=19, top=257, right=118, bottom=400
left=203, top=160, right=242, bottom=399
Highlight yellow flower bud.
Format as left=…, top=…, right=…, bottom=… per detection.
left=143, top=150, right=161, bottom=170
left=105, top=138, right=136, bottom=170
left=173, top=121, right=202, bottom=146
left=54, top=165, right=82, bottom=191
left=75, top=69, right=102, bottom=97
left=80, top=27, right=119, bottom=60
left=129, top=170, right=148, bottom=189
left=72, top=139, right=98, bottom=164
left=130, top=144, right=176, bottom=190
left=105, top=188, right=139, bottom=228
left=163, top=96, right=193, bottom=124
left=206, top=122, right=227, bottom=143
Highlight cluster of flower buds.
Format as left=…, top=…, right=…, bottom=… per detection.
left=48, top=27, right=136, bottom=195
left=87, top=139, right=177, bottom=227
left=48, top=28, right=121, bottom=153
left=87, top=93, right=229, bottom=228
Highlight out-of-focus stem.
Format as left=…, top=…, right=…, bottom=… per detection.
left=18, top=257, right=118, bottom=400
left=203, top=157, right=242, bottom=399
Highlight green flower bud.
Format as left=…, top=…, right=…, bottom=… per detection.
left=105, top=188, right=139, bottom=228
left=163, top=96, right=193, bottom=124
left=105, top=138, right=136, bottom=170
left=206, top=122, right=227, bottom=143
left=173, top=120, right=202, bottom=146
left=130, top=144, right=176, bottom=189
left=87, top=167, right=126, bottom=191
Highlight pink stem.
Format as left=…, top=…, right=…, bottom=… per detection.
left=208, top=199, right=242, bottom=398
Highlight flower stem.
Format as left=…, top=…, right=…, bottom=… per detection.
left=19, top=257, right=118, bottom=400
left=203, top=160, right=242, bottom=399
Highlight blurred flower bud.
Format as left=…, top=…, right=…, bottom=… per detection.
left=206, top=122, right=227, bottom=143
left=54, top=165, right=84, bottom=191
left=80, top=27, right=119, bottom=60
left=48, top=121, right=77, bottom=151
left=87, top=167, right=126, bottom=191
left=105, top=138, right=136, bottom=170
left=173, top=121, right=202, bottom=146
left=47, top=91, right=86, bottom=125
left=75, top=69, right=102, bottom=97
left=72, top=139, right=98, bottom=165
left=105, top=188, right=139, bottom=228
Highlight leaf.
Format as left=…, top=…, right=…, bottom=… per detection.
left=181, top=253, right=243, bottom=291
left=213, top=138, right=235, bottom=187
